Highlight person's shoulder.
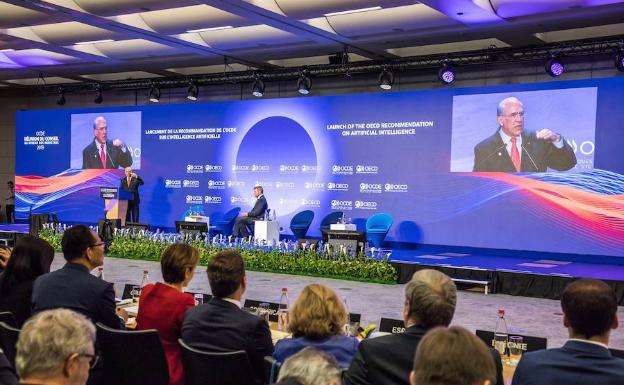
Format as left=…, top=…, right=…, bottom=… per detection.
left=82, top=140, right=95, bottom=152
left=474, top=131, right=500, bottom=150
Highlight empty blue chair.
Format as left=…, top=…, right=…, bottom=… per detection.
left=213, top=207, right=241, bottom=236
left=366, top=213, right=393, bottom=248
left=290, top=210, right=314, bottom=239
left=320, top=211, right=344, bottom=233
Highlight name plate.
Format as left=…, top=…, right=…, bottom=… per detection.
left=476, top=330, right=547, bottom=354
left=330, top=223, right=357, bottom=231
left=244, top=299, right=280, bottom=322
left=379, top=317, right=405, bottom=334
left=100, top=187, right=118, bottom=199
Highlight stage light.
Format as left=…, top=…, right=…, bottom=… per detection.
left=545, top=54, right=565, bottom=77
left=56, top=86, right=66, bottom=106
left=94, top=84, right=103, bottom=104
left=615, top=50, right=624, bottom=72
left=438, top=63, right=455, bottom=84
left=251, top=74, right=265, bottom=97
left=297, top=71, right=311, bottom=95
left=187, top=80, right=198, bottom=101
left=148, top=82, right=160, bottom=103
left=378, top=67, right=394, bottom=90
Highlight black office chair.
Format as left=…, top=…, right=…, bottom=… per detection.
left=0, top=312, right=17, bottom=328
left=96, top=323, right=169, bottom=385
left=264, top=355, right=281, bottom=384
left=179, top=339, right=256, bottom=385
left=0, top=321, right=20, bottom=368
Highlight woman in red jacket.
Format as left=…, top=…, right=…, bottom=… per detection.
left=136, top=243, right=199, bottom=385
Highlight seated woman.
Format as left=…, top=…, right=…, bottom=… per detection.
left=273, top=283, right=358, bottom=368
left=136, top=243, right=199, bottom=385
left=0, top=235, right=54, bottom=327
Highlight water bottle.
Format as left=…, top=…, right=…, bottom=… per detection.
left=140, top=270, right=149, bottom=288
left=96, top=267, right=104, bottom=280
left=278, top=288, right=289, bottom=332
left=493, top=309, right=509, bottom=359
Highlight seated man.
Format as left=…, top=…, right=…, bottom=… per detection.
left=182, top=250, right=274, bottom=384
left=15, top=309, right=96, bottom=385
left=231, top=185, right=267, bottom=239
left=512, top=278, right=624, bottom=385
left=275, top=347, right=342, bottom=385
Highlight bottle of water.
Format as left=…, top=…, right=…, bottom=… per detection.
left=96, top=267, right=104, bottom=280
left=140, top=270, right=149, bottom=288
left=278, top=288, right=289, bottom=332
left=493, top=308, right=509, bottom=360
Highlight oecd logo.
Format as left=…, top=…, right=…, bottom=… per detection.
left=251, top=164, right=270, bottom=172
left=384, top=183, right=408, bottom=193
left=280, top=165, right=299, bottom=173
left=185, top=195, right=203, bottom=204
left=183, top=180, right=200, bottom=188
left=205, top=164, right=223, bottom=173
left=187, top=164, right=204, bottom=174
left=359, top=183, right=382, bottom=193
left=356, top=165, right=379, bottom=174
left=304, top=182, right=325, bottom=190
left=227, top=180, right=245, bottom=188
left=327, top=182, right=349, bottom=191
left=332, top=165, right=354, bottom=175
left=230, top=196, right=250, bottom=205
left=204, top=196, right=222, bottom=204
left=331, top=200, right=353, bottom=210
left=301, top=165, right=319, bottom=173
left=279, top=198, right=299, bottom=205
left=300, top=198, right=321, bottom=207
left=208, top=180, right=226, bottom=190
left=355, top=200, right=378, bottom=210
left=232, top=165, right=249, bottom=172
left=275, top=181, right=295, bottom=189
left=165, top=179, right=181, bottom=189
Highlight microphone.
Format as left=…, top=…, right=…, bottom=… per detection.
left=521, top=144, right=539, bottom=172
left=473, top=142, right=507, bottom=171
left=105, top=145, right=117, bottom=169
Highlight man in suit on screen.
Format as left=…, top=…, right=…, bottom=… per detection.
left=120, top=167, right=144, bottom=223
left=473, top=97, right=576, bottom=172
left=82, top=116, right=133, bottom=169
left=231, top=185, right=268, bottom=239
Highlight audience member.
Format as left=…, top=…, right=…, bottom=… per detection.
left=512, top=278, right=624, bottom=385
left=273, top=284, right=358, bottom=368
left=410, top=326, right=496, bottom=385
left=31, top=224, right=127, bottom=329
left=0, top=236, right=54, bottom=327
left=0, top=245, right=10, bottom=271
left=344, top=269, right=503, bottom=385
left=15, top=308, right=96, bottom=385
left=0, top=351, right=17, bottom=385
left=275, top=347, right=342, bottom=385
left=136, top=243, right=199, bottom=385
left=181, top=250, right=273, bottom=384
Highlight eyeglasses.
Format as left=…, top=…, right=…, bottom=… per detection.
left=503, top=111, right=524, bottom=119
left=77, top=353, right=100, bottom=368
left=89, top=242, right=107, bottom=249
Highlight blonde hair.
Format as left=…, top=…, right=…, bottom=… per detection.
left=278, top=347, right=341, bottom=385
left=288, top=284, right=347, bottom=339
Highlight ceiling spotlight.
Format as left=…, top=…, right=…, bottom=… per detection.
left=187, top=80, right=198, bottom=101
left=94, top=84, right=103, bottom=104
left=615, top=50, right=624, bottom=72
left=56, top=86, right=66, bottom=106
left=251, top=74, right=265, bottom=97
left=378, top=67, right=394, bottom=90
left=545, top=54, right=565, bottom=77
left=438, top=62, right=455, bottom=84
left=148, top=82, right=160, bottom=103
left=297, top=71, right=311, bottom=95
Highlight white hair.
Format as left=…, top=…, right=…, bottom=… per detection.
left=277, top=347, right=341, bottom=385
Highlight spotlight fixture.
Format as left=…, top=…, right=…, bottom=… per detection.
left=56, top=86, right=66, bottom=106
left=378, top=67, right=394, bottom=90
left=186, top=80, right=198, bottom=101
left=615, top=50, right=624, bottom=72
left=545, top=54, right=565, bottom=77
left=297, top=71, right=311, bottom=95
left=148, top=82, right=160, bottom=103
left=93, top=84, right=103, bottom=104
left=251, top=74, right=265, bottom=97
left=438, top=62, right=455, bottom=84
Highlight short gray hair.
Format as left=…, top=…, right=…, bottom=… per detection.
left=277, top=347, right=341, bottom=385
left=16, top=309, right=96, bottom=379
left=405, top=269, right=457, bottom=328
left=497, top=97, right=523, bottom=116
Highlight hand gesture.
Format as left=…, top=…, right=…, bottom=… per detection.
left=112, top=139, right=125, bottom=147
left=536, top=128, right=561, bottom=142
left=0, top=247, right=11, bottom=270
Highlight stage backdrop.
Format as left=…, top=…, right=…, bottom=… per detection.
left=15, top=77, right=624, bottom=258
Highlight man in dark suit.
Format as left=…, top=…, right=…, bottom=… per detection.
left=120, top=167, right=144, bottom=223
left=343, top=269, right=504, bottom=385
left=82, top=116, right=133, bottom=169
left=182, top=250, right=274, bottom=384
left=231, top=185, right=268, bottom=239
left=473, top=97, right=576, bottom=172
left=31, top=224, right=127, bottom=329
left=512, top=278, right=624, bottom=385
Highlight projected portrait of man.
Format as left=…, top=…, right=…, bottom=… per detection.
left=82, top=116, right=133, bottom=169
left=473, top=97, right=576, bottom=172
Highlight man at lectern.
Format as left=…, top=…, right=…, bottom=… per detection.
left=82, top=116, right=133, bottom=169
left=232, top=185, right=268, bottom=239
left=120, top=167, right=144, bottom=223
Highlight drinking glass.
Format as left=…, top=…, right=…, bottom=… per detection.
left=509, top=336, right=523, bottom=365
left=258, top=302, right=271, bottom=323
left=130, top=286, right=141, bottom=303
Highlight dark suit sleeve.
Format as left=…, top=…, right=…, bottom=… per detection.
left=489, top=348, right=504, bottom=385
left=96, top=283, right=125, bottom=329
left=82, top=146, right=92, bottom=169
left=343, top=343, right=371, bottom=385
left=0, top=352, right=17, bottom=385
left=113, top=146, right=133, bottom=168
left=511, top=354, right=531, bottom=385
left=544, top=138, right=576, bottom=171
left=136, top=176, right=144, bottom=186
left=473, top=144, right=486, bottom=172
left=248, top=197, right=267, bottom=219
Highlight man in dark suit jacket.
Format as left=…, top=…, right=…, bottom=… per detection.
left=82, top=116, right=133, bottom=169
left=120, top=167, right=144, bottom=223
left=31, top=224, right=127, bottom=330
left=473, top=97, right=576, bottom=172
left=182, top=250, right=273, bottom=384
left=232, top=185, right=268, bottom=239
left=512, top=278, right=624, bottom=385
left=343, top=269, right=503, bottom=385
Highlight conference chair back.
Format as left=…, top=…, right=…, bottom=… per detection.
left=289, top=210, right=315, bottom=239
left=0, top=312, right=17, bottom=328
left=264, top=355, right=281, bottom=384
left=365, top=212, right=393, bottom=247
left=0, top=321, right=19, bottom=368
left=96, top=323, right=169, bottom=385
left=179, top=339, right=256, bottom=385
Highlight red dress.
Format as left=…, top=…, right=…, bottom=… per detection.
left=136, top=282, right=195, bottom=385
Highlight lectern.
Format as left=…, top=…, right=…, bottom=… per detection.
left=101, top=187, right=133, bottom=226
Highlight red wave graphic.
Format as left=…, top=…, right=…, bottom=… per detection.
left=16, top=170, right=110, bottom=194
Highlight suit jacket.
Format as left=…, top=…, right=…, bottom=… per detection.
left=512, top=340, right=624, bottom=385
left=0, top=274, right=35, bottom=327
left=0, top=351, right=17, bottom=385
left=473, top=130, right=576, bottom=172
left=32, top=262, right=124, bottom=329
left=248, top=195, right=268, bottom=220
left=344, top=325, right=504, bottom=385
left=82, top=140, right=133, bottom=169
left=273, top=334, right=359, bottom=368
left=120, top=175, right=144, bottom=204
left=181, top=298, right=274, bottom=384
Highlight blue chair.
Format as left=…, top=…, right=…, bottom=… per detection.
left=290, top=210, right=314, bottom=239
left=365, top=213, right=393, bottom=248
left=213, top=207, right=241, bottom=236
left=320, top=211, right=344, bottom=233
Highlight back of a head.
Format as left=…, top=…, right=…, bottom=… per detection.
left=405, top=269, right=457, bottom=328
left=412, top=326, right=495, bottom=385
left=561, top=278, right=617, bottom=338
left=61, top=224, right=94, bottom=262
left=288, top=283, right=347, bottom=339
left=277, top=347, right=341, bottom=385
left=15, top=308, right=96, bottom=379
left=207, top=250, right=245, bottom=298
left=1, top=235, right=54, bottom=292
left=161, top=243, right=200, bottom=284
